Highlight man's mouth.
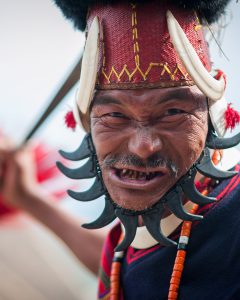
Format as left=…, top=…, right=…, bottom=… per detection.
left=108, top=166, right=168, bottom=190
left=116, top=168, right=162, bottom=181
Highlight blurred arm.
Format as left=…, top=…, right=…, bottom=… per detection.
left=0, top=142, right=105, bottom=275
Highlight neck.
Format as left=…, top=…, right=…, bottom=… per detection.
left=124, top=201, right=194, bottom=249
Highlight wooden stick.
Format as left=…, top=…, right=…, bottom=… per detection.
left=23, top=57, right=82, bottom=143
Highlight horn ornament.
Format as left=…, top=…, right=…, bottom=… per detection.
left=82, top=198, right=116, bottom=229
left=59, top=134, right=92, bottom=161
left=179, top=168, right=216, bottom=205
left=208, top=96, right=228, bottom=137
left=56, top=159, right=96, bottom=179
left=115, top=210, right=138, bottom=252
left=206, top=130, right=240, bottom=149
left=67, top=177, right=104, bottom=201
left=164, top=187, right=203, bottom=221
left=142, top=203, right=176, bottom=247
left=196, top=148, right=237, bottom=179
left=166, top=10, right=225, bottom=102
left=75, top=16, right=100, bottom=131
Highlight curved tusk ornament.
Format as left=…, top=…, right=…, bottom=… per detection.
left=179, top=168, right=216, bottom=205
left=206, top=129, right=240, bottom=149
left=75, top=16, right=100, bottom=131
left=208, top=96, right=228, bottom=137
left=115, top=210, right=138, bottom=252
left=165, top=187, right=203, bottom=221
left=142, top=202, right=177, bottom=246
left=56, top=159, right=96, bottom=179
left=59, top=134, right=92, bottom=161
left=196, top=148, right=237, bottom=179
left=166, top=10, right=225, bottom=102
left=82, top=198, right=116, bottom=229
left=67, top=177, right=105, bottom=201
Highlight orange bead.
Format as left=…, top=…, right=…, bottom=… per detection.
left=169, top=283, right=179, bottom=292
left=180, top=231, right=190, bottom=236
left=172, top=270, right=182, bottom=278
left=183, top=221, right=191, bottom=229
left=192, top=204, right=199, bottom=211
left=111, top=281, right=120, bottom=291
left=177, top=250, right=186, bottom=258
left=181, top=229, right=190, bottom=235
left=110, top=290, right=119, bottom=296
left=112, top=262, right=121, bottom=270
left=111, top=268, right=121, bottom=276
left=168, top=290, right=178, bottom=299
left=173, top=264, right=184, bottom=272
left=110, top=275, right=119, bottom=282
left=181, top=225, right=189, bottom=231
left=175, top=257, right=184, bottom=264
left=170, top=276, right=181, bottom=285
left=212, top=149, right=222, bottom=165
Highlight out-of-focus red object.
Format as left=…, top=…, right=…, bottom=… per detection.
left=225, top=103, right=240, bottom=130
left=0, top=143, right=66, bottom=217
left=64, top=110, right=77, bottom=130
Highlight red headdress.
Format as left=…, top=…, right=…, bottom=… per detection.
left=54, top=0, right=237, bottom=135
left=88, top=1, right=211, bottom=90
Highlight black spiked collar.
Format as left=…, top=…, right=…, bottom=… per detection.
left=57, top=130, right=240, bottom=251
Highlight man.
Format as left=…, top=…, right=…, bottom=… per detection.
left=1, top=0, right=240, bottom=299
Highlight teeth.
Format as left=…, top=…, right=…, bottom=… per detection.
left=139, top=172, right=146, bottom=180
left=119, top=169, right=157, bottom=180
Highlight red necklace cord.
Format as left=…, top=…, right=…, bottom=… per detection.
left=110, top=234, right=124, bottom=300
left=167, top=203, right=199, bottom=300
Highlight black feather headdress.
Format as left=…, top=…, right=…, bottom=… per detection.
left=53, top=0, right=231, bottom=31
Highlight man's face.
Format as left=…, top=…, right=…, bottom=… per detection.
left=90, top=86, right=208, bottom=211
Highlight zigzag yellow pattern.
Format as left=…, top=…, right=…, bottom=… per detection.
left=101, top=63, right=189, bottom=83
left=101, top=3, right=189, bottom=84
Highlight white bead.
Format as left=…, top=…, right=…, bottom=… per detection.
left=114, top=251, right=124, bottom=258
left=179, top=236, right=189, bottom=244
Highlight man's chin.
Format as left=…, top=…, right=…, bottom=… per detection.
left=106, top=186, right=166, bottom=212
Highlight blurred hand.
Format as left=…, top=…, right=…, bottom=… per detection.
left=0, top=139, right=40, bottom=209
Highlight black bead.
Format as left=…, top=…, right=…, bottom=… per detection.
left=177, top=243, right=187, bottom=251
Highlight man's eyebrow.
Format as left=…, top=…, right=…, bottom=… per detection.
left=92, top=88, right=195, bottom=108
left=92, top=96, right=122, bottom=107
left=157, top=88, right=194, bottom=104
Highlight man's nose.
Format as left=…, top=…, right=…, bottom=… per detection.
left=128, top=127, right=163, bottom=160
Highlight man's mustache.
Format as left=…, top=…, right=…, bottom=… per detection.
left=101, top=153, right=179, bottom=177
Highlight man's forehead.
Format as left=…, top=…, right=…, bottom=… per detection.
left=92, top=85, right=205, bottom=107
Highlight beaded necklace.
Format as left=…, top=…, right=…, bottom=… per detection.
left=109, top=150, right=221, bottom=300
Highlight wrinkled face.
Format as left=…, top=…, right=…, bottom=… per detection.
left=90, top=86, right=208, bottom=211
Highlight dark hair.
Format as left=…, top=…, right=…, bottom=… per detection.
left=53, top=0, right=231, bottom=31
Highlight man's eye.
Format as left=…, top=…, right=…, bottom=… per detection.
left=104, top=112, right=129, bottom=119
left=165, top=108, right=186, bottom=116
left=99, top=112, right=130, bottom=128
